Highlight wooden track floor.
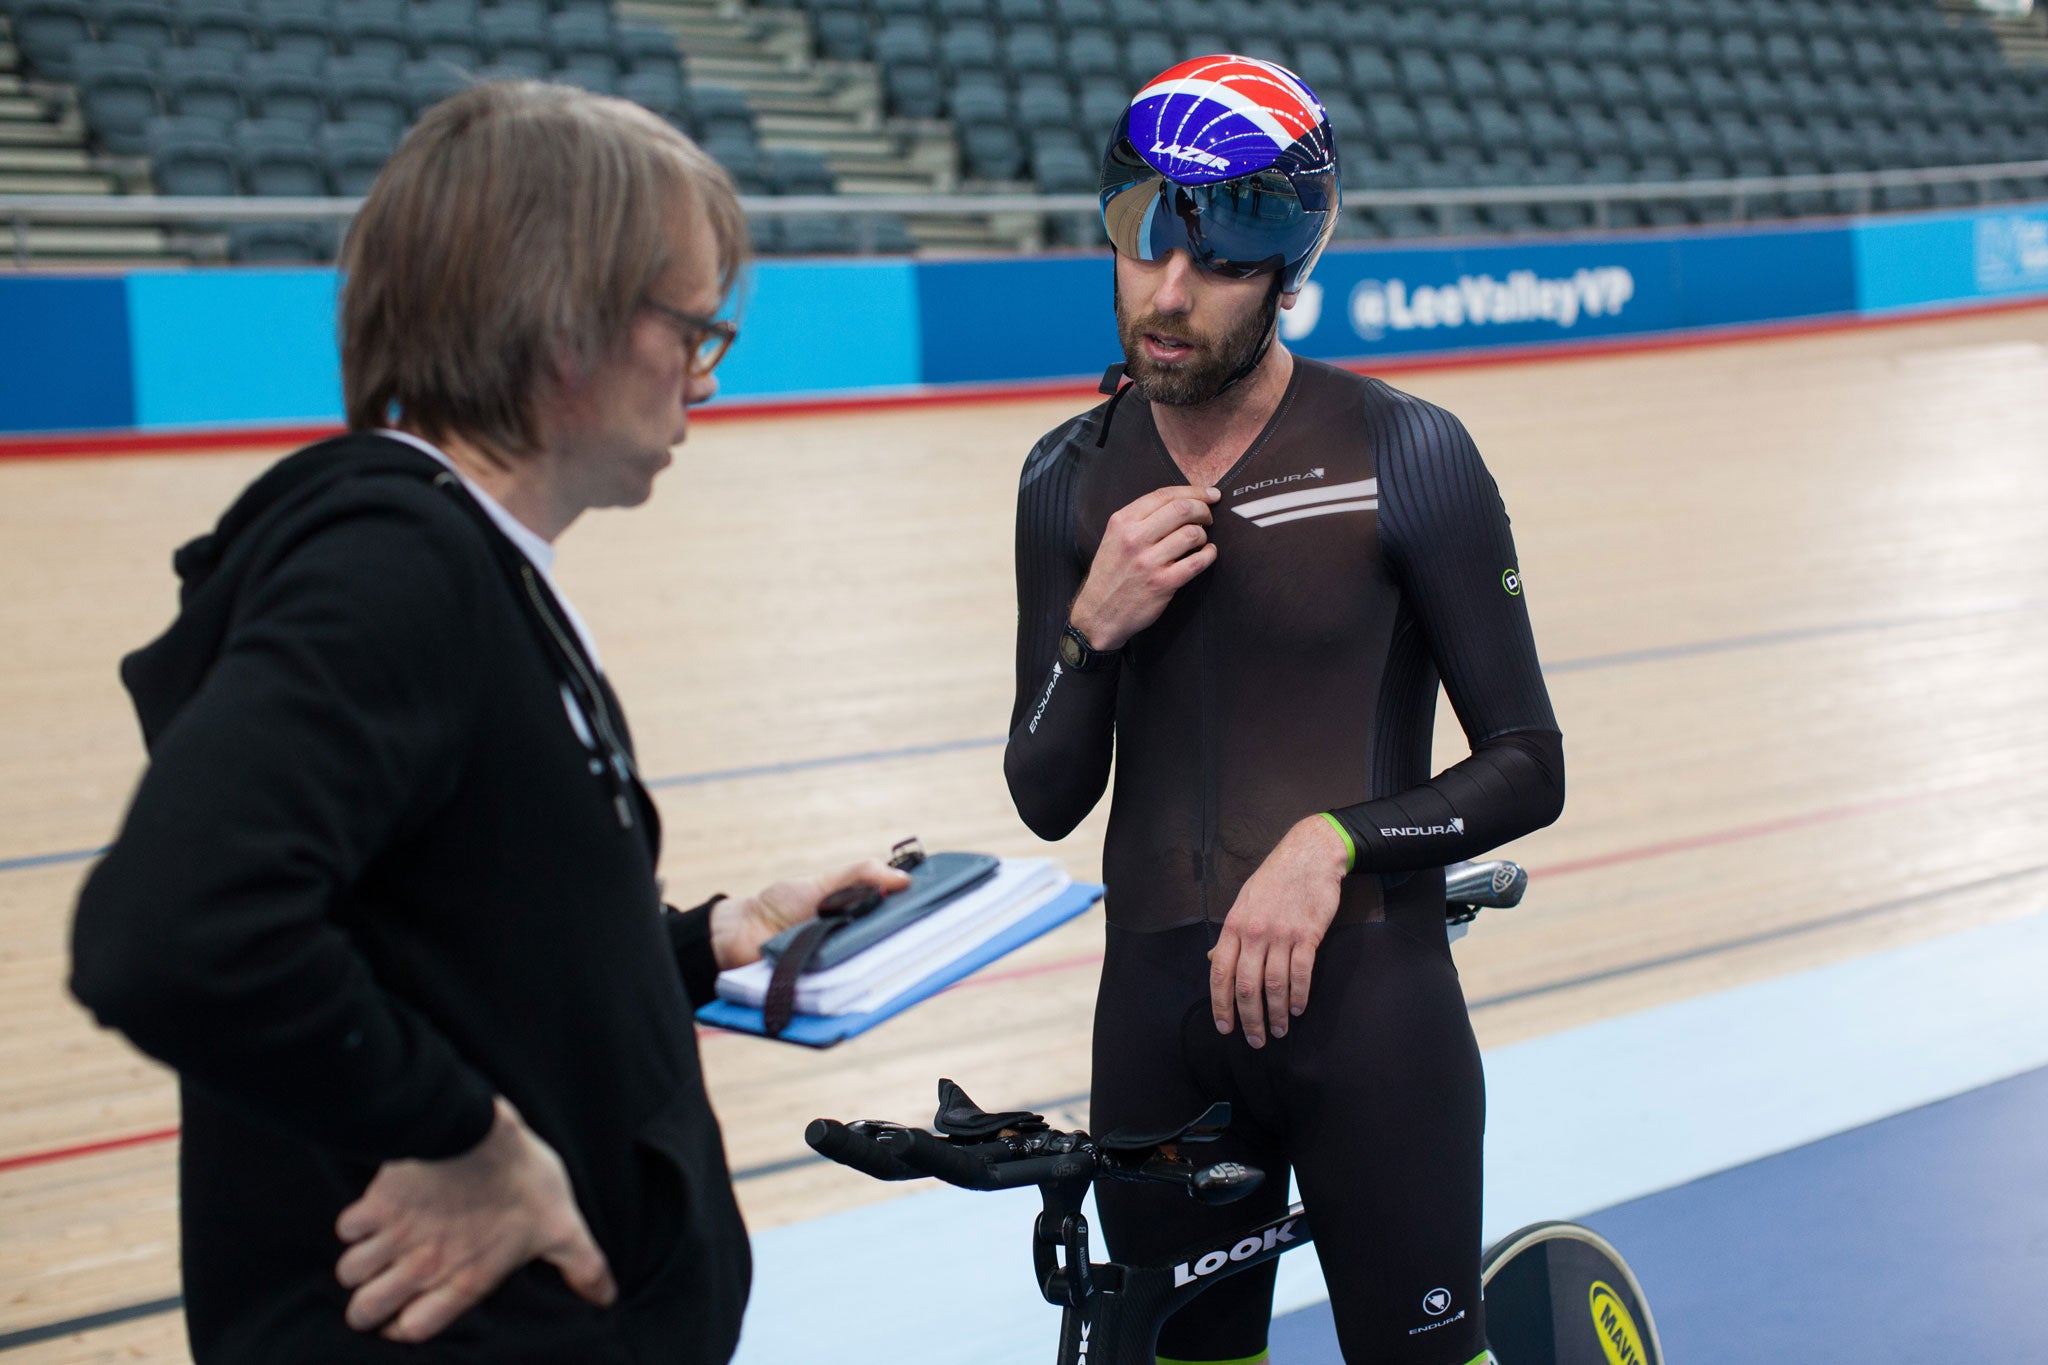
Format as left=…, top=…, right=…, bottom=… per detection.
left=4, top=307, right=2047, bottom=1360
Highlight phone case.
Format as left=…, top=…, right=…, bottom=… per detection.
left=760, top=851, right=1002, bottom=973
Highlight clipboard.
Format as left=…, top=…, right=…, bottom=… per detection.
left=696, top=881, right=1104, bottom=1047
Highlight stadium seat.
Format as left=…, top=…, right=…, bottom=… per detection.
left=323, top=53, right=409, bottom=130
left=228, top=219, right=330, bottom=262
left=1051, top=0, right=1107, bottom=34
left=74, top=41, right=159, bottom=153
left=781, top=214, right=857, bottom=256
left=1121, top=31, right=1175, bottom=85
left=161, top=45, right=245, bottom=125
left=146, top=113, right=238, bottom=193
left=234, top=116, right=324, bottom=194
left=408, top=1, right=481, bottom=68
left=692, top=86, right=756, bottom=143
left=811, top=10, right=868, bottom=61
left=1063, top=29, right=1120, bottom=79
left=1012, top=74, right=1074, bottom=134
left=703, top=134, right=765, bottom=193
left=1076, top=73, right=1126, bottom=137
left=617, top=64, right=685, bottom=122
left=765, top=147, right=835, bottom=194
left=177, top=0, right=263, bottom=58
left=479, top=5, right=551, bottom=76
left=336, top=6, right=407, bottom=66
left=1001, top=23, right=1059, bottom=74
left=396, top=56, right=467, bottom=116
left=612, top=23, right=679, bottom=73
left=934, top=0, right=988, bottom=21
left=995, top=0, right=1056, bottom=26
left=10, top=0, right=94, bottom=81
left=939, top=20, right=998, bottom=74
left=548, top=9, right=615, bottom=79
left=262, top=0, right=336, bottom=61
left=93, top=0, right=177, bottom=54
left=318, top=119, right=393, bottom=195
left=959, top=122, right=1025, bottom=180
left=1395, top=49, right=1447, bottom=97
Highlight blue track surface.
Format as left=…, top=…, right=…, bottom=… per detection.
left=1268, top=1065, right=2048, bottom=1363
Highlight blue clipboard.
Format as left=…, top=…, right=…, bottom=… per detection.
left=696, top=881, right=1104, bottom=1047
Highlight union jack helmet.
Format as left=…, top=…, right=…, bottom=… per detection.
left=1099, top=54, right=1341, bottom=293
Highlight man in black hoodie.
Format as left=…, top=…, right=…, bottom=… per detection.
left=69, top=82, right=906, bottom=1363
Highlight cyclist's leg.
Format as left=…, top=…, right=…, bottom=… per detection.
left=1281, top=917, right=1490, bottom=1364
left=1092, top=922, right=1291, bottom=1365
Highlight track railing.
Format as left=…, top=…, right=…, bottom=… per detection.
left=5, top=156, right=2048, bottom=263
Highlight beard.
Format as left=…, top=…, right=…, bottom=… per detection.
left=1115, top=275, right=1280, bottom=407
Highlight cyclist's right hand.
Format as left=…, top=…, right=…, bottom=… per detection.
left=1069, top=485, right=1221, bottom=652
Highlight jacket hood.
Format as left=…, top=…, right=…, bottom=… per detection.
left=122, top=433, right=448, bottom=743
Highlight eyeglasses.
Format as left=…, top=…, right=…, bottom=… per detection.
left=640, top=298, right=739, bottom=377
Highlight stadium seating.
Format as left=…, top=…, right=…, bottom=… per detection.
left=13, top=0, right=2048, bottom=257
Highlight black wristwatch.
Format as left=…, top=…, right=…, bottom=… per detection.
left=1059, top=622, right=1118, bottom=672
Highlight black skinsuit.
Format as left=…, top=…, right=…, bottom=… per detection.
left=1005, top=356, right=1564, bottom=1364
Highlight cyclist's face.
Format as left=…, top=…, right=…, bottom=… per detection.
left=1114, top=250, right=1279, bottom=407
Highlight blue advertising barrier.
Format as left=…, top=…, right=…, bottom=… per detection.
left=3, top=205, right=2047, bottom=441
left=1852, top=204, right=2048, bottom=314
left=1275, top=222, right=1858, bottom=363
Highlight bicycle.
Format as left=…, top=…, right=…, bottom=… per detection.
left=806, top=861, right=1665, bottom=1365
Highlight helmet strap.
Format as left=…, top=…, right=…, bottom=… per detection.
left=1208, top=272, right=1284, bottom=402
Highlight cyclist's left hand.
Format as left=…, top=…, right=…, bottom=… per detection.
left=1210, top=818, right=1350, bottom=1047
left=709, top=858, right=912, bottom=970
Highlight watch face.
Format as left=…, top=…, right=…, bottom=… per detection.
left=1059, top=632, right=1084, bottom=668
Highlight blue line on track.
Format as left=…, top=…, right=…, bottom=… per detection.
left=5, top=599, right=2035, bottom=877
left=642, top=735, right=1006, bottom=789
left=0, top=847, right=106, bottom=874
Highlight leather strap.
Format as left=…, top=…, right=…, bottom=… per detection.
left=762, top=918, right=836, bottom=1038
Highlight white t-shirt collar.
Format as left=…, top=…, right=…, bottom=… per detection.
left=375, top=427, right=603, bottom=670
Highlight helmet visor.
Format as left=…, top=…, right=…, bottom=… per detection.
left=1099, top=137, right=1335, bottom=281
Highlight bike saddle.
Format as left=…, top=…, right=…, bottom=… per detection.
left=1095, top=1101, right=1232, bottom=1154
left=933, top=1078, right=1048, bottom=1140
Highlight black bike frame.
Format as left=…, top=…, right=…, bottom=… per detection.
left=1036, top=1177, right=1316, bottom=1365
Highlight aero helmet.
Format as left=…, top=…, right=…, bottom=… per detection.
left=1099, top=54, right=1340, bottom=294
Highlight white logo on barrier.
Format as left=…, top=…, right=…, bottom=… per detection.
left=1974, top=213, right=2048, bottom=292
left=1349, top=267, right=1636, bottom=341
left=1279, top=281, right=1324, bottom=340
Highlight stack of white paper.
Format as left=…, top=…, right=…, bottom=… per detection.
left=716, top=858, right=1071, bottom=1018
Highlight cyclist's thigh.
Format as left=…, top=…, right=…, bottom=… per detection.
left=1092, top=923, right=1290, bottom=1365
left=1285, top=920, right=1489, bottom=1365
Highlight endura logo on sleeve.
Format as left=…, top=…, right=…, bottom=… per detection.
left=1349, top=267, right=1635, bottom=340
left=1026, top=661, right=1062, bottom=734
left=1380, top=817, right=1465, bottom=837
left=1172, top=1219, right=1299, bottom=1286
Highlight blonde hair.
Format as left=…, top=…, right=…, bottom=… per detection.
left=339, top=80, right=748, bottom=457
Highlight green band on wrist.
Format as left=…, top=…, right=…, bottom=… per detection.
left=1318, top=812, right=1356, bottom=873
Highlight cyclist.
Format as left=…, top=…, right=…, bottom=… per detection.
left=1005, top=55, right=1565, bottom=1365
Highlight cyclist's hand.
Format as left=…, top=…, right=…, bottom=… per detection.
left=335, top=1097, right=615, bottom=1343
left=1068, top=485, right=1221, bottom=652
left=1209, top=817, right=1350, bottom=1047
left=709, top=858, right=912, bottom=970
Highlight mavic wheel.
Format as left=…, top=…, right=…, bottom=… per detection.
left=1479, top=1221, right=1663, bottom=1365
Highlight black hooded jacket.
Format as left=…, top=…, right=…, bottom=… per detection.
left=70, top=432, right=750, bottom=1364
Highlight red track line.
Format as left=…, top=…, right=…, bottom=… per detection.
left=0, top=1125, right=179, bottom=1173
left=5, top=773, right=2019, bottom=1167
left=7, top=294, right=2047, bottom=462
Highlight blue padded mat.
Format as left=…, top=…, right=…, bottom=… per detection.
left=1265, top=1065, right=2048, bottom=1363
